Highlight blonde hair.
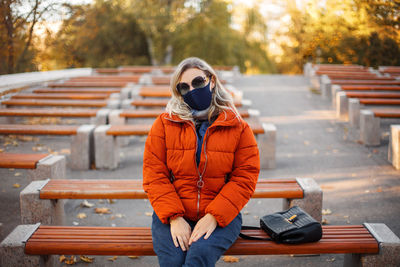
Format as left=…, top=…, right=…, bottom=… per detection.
left=166, top=57, right=240, bottom=122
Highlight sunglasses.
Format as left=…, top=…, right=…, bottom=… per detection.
left=176, top=75, right=211, bottom=95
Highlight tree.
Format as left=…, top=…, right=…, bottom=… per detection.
left=0, top=0, right=62, bottom=74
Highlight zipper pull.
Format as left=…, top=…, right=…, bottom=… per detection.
left=197, top=180, right=204, bottom=188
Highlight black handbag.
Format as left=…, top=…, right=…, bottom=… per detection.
left=239, top=206, right=322, bottom=244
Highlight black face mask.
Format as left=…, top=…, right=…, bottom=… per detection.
left=183, top=80, right=212, bottom=110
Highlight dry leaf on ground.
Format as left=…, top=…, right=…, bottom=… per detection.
left=128, top=256, right=139, bottom=259
left=59, top=255, right=66, bottom=262
left=60, top=148, right=71, bottom=154
left=0, top=148, right=4, bottom=153
left=77, top=213, right=87, bottom=219
left=80, top=255, right=94, bottom=263
left=145, top=212, right=152, bottom=216
left=95, top=207, right=111, bottom=214
left=303, top=141, right=310, bottom=146
left=61, top=255, right=77, bottom=265
left=14, top=172, right=21, bottom=177
left=108, top=256, right=118, bottom=261
left=322, top=209, right=332, bottom=215
left=108, top=199, right=116, bottom=204
left=321, top=218, right=329, bottom=225
left=81, top=200, right=94, bottom=208
left=13, top=183, right=21, bottom=188
left=223, top=256, right=239, bottom=263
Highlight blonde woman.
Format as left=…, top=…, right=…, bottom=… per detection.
left=143, top=57, right=260, bottom=267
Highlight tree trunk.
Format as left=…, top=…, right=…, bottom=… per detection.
left=2, top=0, right=15, bottom=73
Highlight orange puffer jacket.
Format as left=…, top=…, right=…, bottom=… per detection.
left=143, top=109, right=260, bottom=227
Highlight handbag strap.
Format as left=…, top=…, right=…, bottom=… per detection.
left=239, top=226, right=272, bottom=241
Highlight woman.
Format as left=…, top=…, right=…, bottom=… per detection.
left=143, top=57, right=260, bottom=267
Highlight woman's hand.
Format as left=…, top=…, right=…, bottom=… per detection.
left=170, top=216, right=192, bottom=251
left=188, top=213, right=217, bottom=245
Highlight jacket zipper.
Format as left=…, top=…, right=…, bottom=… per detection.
left=165, top=117, right=210, bottom=220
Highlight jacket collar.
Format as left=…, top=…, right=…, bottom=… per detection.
left=164, top=108, right=241, bottom=128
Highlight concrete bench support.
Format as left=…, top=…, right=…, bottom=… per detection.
left=389, top=125, right=400, bottom=170
left=258, top=123, right=276, bottom=169
left=139, top=74, right=153, bottom=85
left=120, top=83, right=136, bottom=99
left=344, top=223, right=400, bottom=266
left=336, top=91, right=348, bottom=120
left=320, top=75, right=331, bottom=99
left=349, top=98, right=361, bottom=128
left=331, top=85, right=342, bottom=107
left=109, top=110, right=125, bottom=125
left=94, top=125, right=119, bottom=169
left=70, top=124, right=96, bottom=170
left=90, top=108, right=111, bottom=125
left=27, top=155, right=66, bottom=181
left=283, top=178, right=323, bottom=222
left=360, top=110, right=380, bottom=146
left=20, top=180, right=65, bottom=225
left=0, top=223, right=57, bottom=267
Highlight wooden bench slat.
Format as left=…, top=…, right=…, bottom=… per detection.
left=48, top=82, right=127, bottom=88
left=34, top=88, right=120, bottom=94
left=371, top=108, right=400, bottom=118
left=342, top=85, right=400, bottom=90
left=359, top=98, right=400, bottom=105
left=0, top=124, right=79, bottom=135
left=332, top=79, right=399, bottom=85
left=0, top=108, right=98, bottom=117
left=12, top=93, right=109, bottom=100
left=24, top=225, right=379, bottom=256
left=345, top=92, right=400, bottom=98
left=39, top=179, right=304, bottom=199
left=2, top=99, right=107, bottom=107
left=119, top=109, right=250, bottom=118
left=328, top=75, right=394, bottom=80
left=0, top=153, right=49, bottom=169
left=130, top=98, right=242, bottom=107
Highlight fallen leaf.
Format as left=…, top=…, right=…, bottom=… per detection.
left=95, top=207, right=111, bottom=214
left=303, top=140, right=310, bottom=146
left=351, top=173, right=357, bottom=177
left=332, top=149, right=339, bottom=153
left=321, top=218, right=329, bottom=225
left=64, top=256, right=77, bottom=265
left=59, top=255, right=66, bottom=262
left=115, top=213, right=123, bottom=218
left=0, top=148, right=4, bottom=153
left=322, top=209, right=332, bottom=215
left=243, top=210, right=250, bottom=215
left=81, top=200, right=94, bottom=208
left=108, top=256, right=118, bottom=261
left=17, top=136, right=34, bottom=142
left=372, top=149, right=379, bottom=154
left=13, top=183, right=21, bottom=188
left=80, top=255, right=94, bottom=263
left=326, top=257, right=336, bottom=262
left=312, top=149, right=319, bottom=154
left=376, top=187, right=382, bottom=193
left=14, top=172, right=21, bottom=177
left=8, top=168, right=14, bottom=171
left=77, top=213, right=87, bottom=219
left=223, top=256, right=239, bottom=263
left=108, top=199, right=116, bottom=204
left=145, top=212, right=152, bottom=216
left=367, top=154, right=372, bottom=158
left=128, top=256, right=139, bottom=259
left=72, top=221, right=79, bottom=226
left=60, top=148, right=71, bottom=154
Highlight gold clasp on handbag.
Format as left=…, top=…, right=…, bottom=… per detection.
left=286, top=214, right=298, bottom=224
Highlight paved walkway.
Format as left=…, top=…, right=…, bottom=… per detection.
left=0, top=74, right=399, bottom=266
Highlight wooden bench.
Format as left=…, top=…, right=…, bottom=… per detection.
left=0, top=153, right=65, bottom=180
left=1, top=99, right=120, bottom=109
left=47, top=81, right=128, bottom=88
left=94, top=120, right=275, bottom=170
left=33, top=88, right=121, bottom=95
left=359, top=108, right=400, bottom=146
left=11, top=93, right=110, bottom=100
left=122, top=98, right=248, bottom=109
left=68, top=75, right=141, bottom=83
left=0, top=124, right=95, bottom=170
left=108, top=108, right=258, bottom=125
left=20, top=177, right=321, bottom=225
left=336, top=92, right=400, bottom=120
left=1, top=223, right=399, bottom=266
left=0, top=108, right=109, bottom=125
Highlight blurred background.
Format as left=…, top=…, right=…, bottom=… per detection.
left=1, top=0, right=399, bottom=75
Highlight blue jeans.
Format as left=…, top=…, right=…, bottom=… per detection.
left=151, top=212, right=242, bottom=267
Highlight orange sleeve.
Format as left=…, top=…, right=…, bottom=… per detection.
left=143, top=115, right=185, bottom=224
left=205, top=122, right=260, bottom=227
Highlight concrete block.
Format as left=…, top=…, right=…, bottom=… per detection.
left=106, top=99, right=120, bottom=109
left=94, top=125, right=119, bottom=169
left=232, top=65, right=241, bottom=79
left=20, top=180, right=65, bottom=225
left=120, top=83, right=136, bottom=99
left=259, top=123, right=276, bottom=169
left=389, top=125, right=400, bottom=170
left=0, top=224, right=51, bottom=267
left=331, top=85, right=342, bottom=107
left=241, top=99, right=252, bottom=108
left=303, top=62, right=312, bottom=77
left=129, top=85, right=142, bottom=99
left=139, top=74, right=153, bottom=85
left=360, top=110, right=380, bottom=146
left=248, top=109, right=260, bottom=118
left=122, top=99, right=134, bottom=109
left=283, top=178, right=323, bottom=223
left=320, top=75, right=331, bottom=99
left=90, top=108, right=110, bottom=125
left=109, top=110, right=126, bottom=125
left=336, top=91, right=349, bottom=120
left=70, top=124, right=95, bottom=170
left=349, top=98, right=361, bottom=128
left=344, top=223, right=400, bottom=267
left=224, top=84, right=243, bottom=102
left=310, top=74, right=320, bottom=90
left=109, top=93, right=120, bottom=100
left=27, top=155, right=66, bottom=181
